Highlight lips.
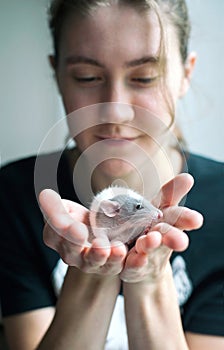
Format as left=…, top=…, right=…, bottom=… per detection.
left=94, top=123, right=142, bottom=142
left=96, top=135, right=139, bottom=142
left=95, top=136, right=140, bottom=148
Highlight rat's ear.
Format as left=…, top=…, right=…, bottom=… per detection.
left=100, top=200, right=120, bottom=217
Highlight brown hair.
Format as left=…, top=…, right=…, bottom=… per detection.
left=48, top=0, right=191, bottom=65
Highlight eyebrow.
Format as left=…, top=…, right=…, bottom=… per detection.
left=65, top=55, right=159, bottom=68
left=66, top=56, right=104, bottom=67
left=125, top=56, right=159, bottom=67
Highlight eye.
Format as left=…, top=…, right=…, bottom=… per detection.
left=132, top=77, right=154, bottom=84
left=74, top=76, right=102, bottom=85
left=136, top=203, right=143, bottom=210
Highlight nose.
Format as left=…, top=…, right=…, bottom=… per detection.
left=99, top=83, right=135, bottom=123
left=99, top=102, right=135, bottom=124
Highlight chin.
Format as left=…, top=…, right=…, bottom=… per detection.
left=98, top=159, right=137, bottom=179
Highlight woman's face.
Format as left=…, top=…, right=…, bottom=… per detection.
left=54, top=4, right=192, bottom=177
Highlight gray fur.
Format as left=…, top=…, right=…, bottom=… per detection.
left=90, top=192, right=162, bottom=245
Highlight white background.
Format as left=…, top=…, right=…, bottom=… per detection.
left=0, top=0, right=223, bottom=166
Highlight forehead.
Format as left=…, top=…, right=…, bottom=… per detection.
left=112, top=194, right=140, bottom=202
left=59, top=4, right=163, bottom=61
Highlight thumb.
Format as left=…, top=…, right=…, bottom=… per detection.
left=153, top=173, right=194, bottom=209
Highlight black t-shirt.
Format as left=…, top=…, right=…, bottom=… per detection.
left=0, top=151, right=224, bottom=337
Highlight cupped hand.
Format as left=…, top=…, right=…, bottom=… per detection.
left=119, top=173, right=204, bottom=283
left=39, top=190, right=127, bottom=275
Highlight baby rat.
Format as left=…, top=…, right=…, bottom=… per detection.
left=89, top=186, right=163, bottom=247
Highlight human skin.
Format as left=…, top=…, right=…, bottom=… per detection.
left=3, top=3, right=224, bottom=350
left=53, top=5, right=196, bottom=188
left=3, top=175, right=212, bottom=349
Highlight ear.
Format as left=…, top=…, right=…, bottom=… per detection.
left=100, top=200, right=120, bottom=217
left=179, top=51, right=197, bottom=98
left=48, top=55, right=62, bottom=94
left=48, top=55, right=56, bottom=70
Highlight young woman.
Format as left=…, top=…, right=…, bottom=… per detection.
left=1, top=1, right=224, bottom=349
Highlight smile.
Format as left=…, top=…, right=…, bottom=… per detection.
left=96, top=136, right=139, bottom=146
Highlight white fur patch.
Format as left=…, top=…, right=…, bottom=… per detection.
left=89, top=186, right=142, bottom=230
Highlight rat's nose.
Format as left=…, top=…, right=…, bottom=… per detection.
left=99, top=102, right=135, bottom=124
left=157, top=209, right=163, bottom=220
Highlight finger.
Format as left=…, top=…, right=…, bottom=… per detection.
left=110, top=241, right=128, bottom=263
left=153, top=222, right=189, bottom=251
left=82, top=241, right=127, bottom=275
left=39, top=189, right=67, bottom=220
left=153, top=173, right=194, bottom=208
left=62, top=199, right=90, bottom=224
left=82, top=238, right=112, bottom=267
left=39, top=189, right=89, bottom=224
left=43, top=222, right=62, bottom=250
left=124, top=250, right=148, bottom=269
left=39, top=189, right=89, bottom=245
left=135, top=231, right=162, bottom=254
left=43, top=222, right=86, bottom=266
left=162, top=206, right=204, bottom=230
left=97, top=241, right=127, bottom=275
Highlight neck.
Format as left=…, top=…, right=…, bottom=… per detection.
left=68, top=145, right=183, bottom=206
left=91, top=146, right=183, bottom=200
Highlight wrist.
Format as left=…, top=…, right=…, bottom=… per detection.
left=122, top=263, right=173, bottom=296
left=66, top=266, right=121, bottom=292
left=56, top=266, right=121, bottom=327
left=123, top=263, right=188, bottom=350
left=40, top=268, right=121, bottom=349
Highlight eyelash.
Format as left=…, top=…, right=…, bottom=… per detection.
left=75, top=77, right=101, bottom=82
left=73, top=76, right=157, bottom=87
left=132, top=77, right=156, bottom=84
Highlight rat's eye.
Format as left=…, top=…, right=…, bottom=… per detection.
left=136, top=203, right=143, bottom=210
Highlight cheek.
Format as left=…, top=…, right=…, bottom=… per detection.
left=134, top=91, right=173, bottom=130
left=66, top=106, right=101, bottom=146
left=61, top=88, right=91, bottom=114
left=73, top=131, right=92, bottom=152
left=66, top=110, right=97, bottom=151
left=57, top=73, right=96, bottom=113
left=166, top=61, right=185, bottom=101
